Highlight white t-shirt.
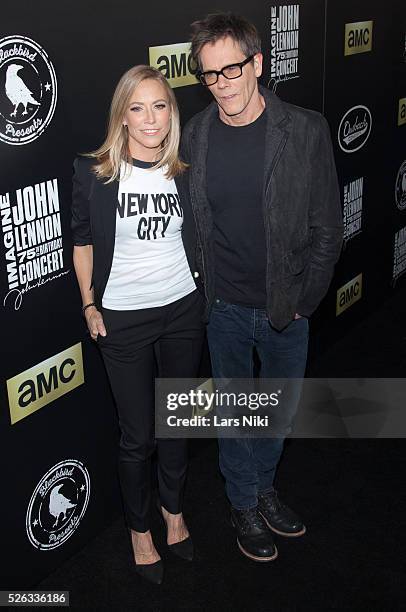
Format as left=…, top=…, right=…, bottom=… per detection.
left=102, top=159, right=196, bottom=310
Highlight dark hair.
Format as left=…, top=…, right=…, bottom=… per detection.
left=190, top=12, right=262, bottom=69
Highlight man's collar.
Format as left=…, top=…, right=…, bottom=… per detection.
left=258, top=84, right=290, bottom=126
left=203, top=83, right=289, bottom=128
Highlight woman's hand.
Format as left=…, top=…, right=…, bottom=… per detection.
left=85, top=306, right=107, bottom=340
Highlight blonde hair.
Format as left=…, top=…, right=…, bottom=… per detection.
left=87, top=65, right=187, bottom=182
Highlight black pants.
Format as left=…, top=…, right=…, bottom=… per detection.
left=98, top=290, right=204, bottom=532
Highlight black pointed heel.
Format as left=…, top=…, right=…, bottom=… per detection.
left=134, top=559, right=164, bottom=585
left=128, top=528, right=164, bottom=584
left=168, top=536, right=194, bottom=561
left=156, top=499, right=194, bottom=561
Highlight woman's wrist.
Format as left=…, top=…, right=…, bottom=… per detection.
left=82, top=302, right=97, bottom=316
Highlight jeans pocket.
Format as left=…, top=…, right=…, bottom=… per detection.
left=212, top=297, right=231, bottom=313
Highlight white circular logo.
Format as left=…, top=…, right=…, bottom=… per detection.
left=26, top=459, right=90, bottom=550
left=338, top=105, right=372, bottom=153
left=395, top=160, right=406, bottom=211
left=0, top=35, right=57, bottom=145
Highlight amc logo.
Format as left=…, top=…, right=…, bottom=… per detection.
left=7, top=343, right=84, bottom=424
left=336, top=274, right=363, bottom=316
left=345, top=21, right=373, bottom=56
left=398, top=98, right=406, bottom=126
left=149, top=42, right=198, bottom=88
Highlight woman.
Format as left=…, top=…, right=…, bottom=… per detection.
left=71, top=65, right=205, bottom=584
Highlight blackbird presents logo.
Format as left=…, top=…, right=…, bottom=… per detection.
left=0, top=35, right=57, bottom=145
left=26, top=459, right=90, bottom=550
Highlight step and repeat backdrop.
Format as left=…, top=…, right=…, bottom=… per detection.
left=1, top=0, right=405, bottom=587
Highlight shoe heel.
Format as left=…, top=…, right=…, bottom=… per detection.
left=135, top=560, right=164, bottom=585
left=156, top=498, right=194, bottom=561
left=128, top=528, right=164, bottom=583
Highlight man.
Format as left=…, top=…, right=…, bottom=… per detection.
left=181, top=13, right=343, bottom=562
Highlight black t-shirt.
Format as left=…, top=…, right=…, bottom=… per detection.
left=207, top=111, right=267, bottom=308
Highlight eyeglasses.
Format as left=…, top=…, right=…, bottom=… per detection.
left=197, top=55, right=255, bottom=86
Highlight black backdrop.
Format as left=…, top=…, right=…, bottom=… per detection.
left=1, top=0, right=405, bottom=588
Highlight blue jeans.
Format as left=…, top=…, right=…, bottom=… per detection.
left=207, top=298, right=309, bottom=509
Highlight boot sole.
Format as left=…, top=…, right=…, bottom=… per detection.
left=236, top=538, right=278, bottom=562
left=231, top=517, right=278, bottom=562
left=258, top=511, right=307, bottom=537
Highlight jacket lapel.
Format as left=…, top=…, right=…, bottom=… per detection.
left=260, top=87, right=291, bottom=195
left=189, top=102, right=217, bottom=235
left=92, top=175, right=119, bottom=273
left=258, top=88, right=292, bottom=281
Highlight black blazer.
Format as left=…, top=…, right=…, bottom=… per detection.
left=71, top=156, right=201, bottom=309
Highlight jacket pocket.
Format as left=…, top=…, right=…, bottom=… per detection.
left=286, top=243, right=311, bottom=276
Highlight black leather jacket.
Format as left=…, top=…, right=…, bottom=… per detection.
left=181, top=86, right=343, bottom=330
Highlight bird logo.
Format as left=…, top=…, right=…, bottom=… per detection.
left=5, top=63, right=40, bottom=117
left=26, top=459, right=90, bottom=550
left=49, top=484, right=77, bottom=527
left=0, top=35, right=57, bottom=145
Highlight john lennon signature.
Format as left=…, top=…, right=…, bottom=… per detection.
left=3, top=269, right=71, bottom=310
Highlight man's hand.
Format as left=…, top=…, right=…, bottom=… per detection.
left=85, top=306, right=107, bottom=340
left=294, top=313, right=302, bottom=320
